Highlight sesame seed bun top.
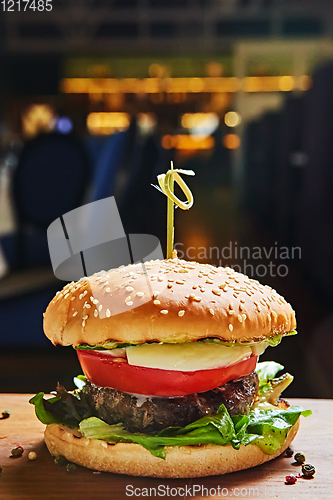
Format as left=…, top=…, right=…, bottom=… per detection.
left=43, top=258, right=296, bottom=347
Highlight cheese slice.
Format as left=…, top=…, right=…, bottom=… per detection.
left=126, top=342, right=253, bottom=372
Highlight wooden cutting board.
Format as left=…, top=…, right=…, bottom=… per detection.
left=0, top=396, right=332, bottom=499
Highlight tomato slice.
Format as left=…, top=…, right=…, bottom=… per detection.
left=77, top=350, right=258, bottom=397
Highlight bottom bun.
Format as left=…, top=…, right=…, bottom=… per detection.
left=44, top=419, right=300, bottom=478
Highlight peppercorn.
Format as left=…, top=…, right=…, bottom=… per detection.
left=28, top=451, right=37, bottom=461
left=285, top=447, right=294, bottom=457
left=66, top=463, right=76, bottom=473
left=285, top=474, right=297, bottom=485
left=0, top=410, right=10, bottom=419
left=302, top=464, right=316, bottom=478
left=54, top=455, right=67, bottom=466
left=11, top=446, right=23, bottom=458
left=294, top=452, right=306, bottom=464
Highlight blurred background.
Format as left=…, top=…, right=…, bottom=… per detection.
left=1, top=0, right=333, bottom=399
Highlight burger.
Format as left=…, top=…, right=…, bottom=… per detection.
left=30, top=258, right=310, bottom=478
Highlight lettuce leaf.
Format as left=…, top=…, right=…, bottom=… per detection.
left=79, top=404, right=311, bottom=459
left=79, top=405, right=238, bottom=459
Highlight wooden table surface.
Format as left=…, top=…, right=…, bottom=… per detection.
left=0, top=396, right=332, bottom=500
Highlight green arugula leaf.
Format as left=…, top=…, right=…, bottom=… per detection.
left=29, top=392, right=62, bottom=425
left=29, top=382, right=94, bottom=428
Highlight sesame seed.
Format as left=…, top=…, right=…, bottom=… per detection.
left=206, top=279, right=214, bottom=284
left=193, top=296, right=202, bottom=302
left=82, top=315, right=88, bottom=320
left=84, top=303, right=91, bottom=309
left=176, top=280, right=185, bottom=285
left=136, top=292, right=144, bottom=297
left=229, top=303, right=234, bottom=309
left=192, top=285, right=197, bottom=289
left=94, top=310, right=98, bottom=317
left=106, top=309, right=111, bottom=317
left=160, top=310, right=168, bottom=314
left=209, top=308, right=214, bottom=315
left=167, top=284, right=173, bottom=288
left=126, top=287, right=134, bottom=292
left=219, top=284, right=227, bottom=290
left=106, top=287, right=110, bottom=293
left=212, top=289, right=221, bottom=296
left=125, top=296, right=132, bottom=303
left=238, top=314, right=243, bottom=323
left=73, top=311, right=78, bottom=317
left=178, top=310, right=185, bottom=317
left=92, top=299, right=98, bottom=305
left=228, top=309, right=234, bottom=315
left=153, top=291, right=160, bottom=298
left=153, top=300, right=161, bottom=305
left=271, top=311, right=278, bottom=319
left=126, top=301, right=133, bottom=306
left=98, top=305, right=102, bottom=312
left=71, top=296, right=76, bottom=301
left=82, top=320, right=85, bottom=327
left=64, top=293, right=69, bottom=299
left=267, top=313, right=271, bottom=321
left=242, top=314, right=247, bottom=321
left=101, top=442, right=108, bottom=449
left=229, top=324, right=233, bottom=331
left=239, top=305, right=243, bottom=312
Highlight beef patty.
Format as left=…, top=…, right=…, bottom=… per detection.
left=85, top=371, right=259, bottom=433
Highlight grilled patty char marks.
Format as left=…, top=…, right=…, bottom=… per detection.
left=85, top=371, right=259, bottom=433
